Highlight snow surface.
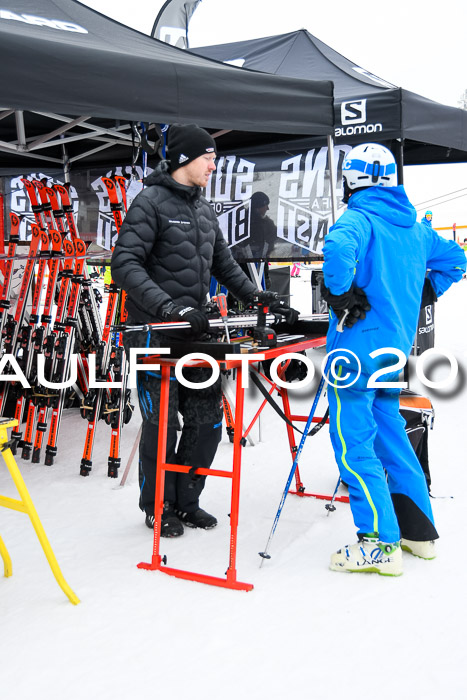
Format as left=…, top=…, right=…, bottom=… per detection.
left=1, top=269, right=466, bottom=700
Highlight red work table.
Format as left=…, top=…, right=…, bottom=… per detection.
left=137, top=333, right=329, bottom=591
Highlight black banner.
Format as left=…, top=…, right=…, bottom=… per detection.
left=207, top=144, right=351, bottom=261
left=3, top=144, right=351, bottom=261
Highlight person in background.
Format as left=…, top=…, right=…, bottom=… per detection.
left=421, top=210, right=433, bottom=227
left=111, top=124, right=298, bottom=537
left=248, top=191, right=278, bottom=260
left=233, top=191, right=277, bottom=289
left=322, top=142, right=466, bottom=576
left=290, top=262, right=301, bottom=278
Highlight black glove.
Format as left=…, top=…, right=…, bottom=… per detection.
left=351, top=287, right=371, bottom=322
left=321, top=284, right=371, bottom=329
left=163, top=304, right=210, bottom=337
left=269, top=299, right=300, bottom=325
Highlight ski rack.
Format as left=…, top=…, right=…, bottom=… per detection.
left=0, top=178, right=126, bottom=471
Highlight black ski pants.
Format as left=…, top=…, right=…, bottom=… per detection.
left=137, top=367, right=223, bottom=516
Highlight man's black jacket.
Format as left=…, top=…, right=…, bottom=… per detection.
left=111, top=161, right=256, bottom=323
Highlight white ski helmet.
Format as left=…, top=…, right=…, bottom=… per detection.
left=342, top=143, right=397, bottom=200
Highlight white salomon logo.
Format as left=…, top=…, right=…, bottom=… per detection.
left=336, top=98, right=383, bottom=138
left=341, top=100, right=367, bottom=125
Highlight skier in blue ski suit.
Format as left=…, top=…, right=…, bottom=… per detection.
left=323, top=145, right=465, bottom=569
left=421, top=210, right=433, bottom=227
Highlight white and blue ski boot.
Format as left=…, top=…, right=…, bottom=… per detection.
left=330, top=535, right=402, bottom=576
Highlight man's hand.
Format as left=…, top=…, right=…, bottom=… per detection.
left=164, top=304, right=210, bottom=337
left=321, top=284, right=371, bottom=329
left=269, top=299, right=300, bottom=325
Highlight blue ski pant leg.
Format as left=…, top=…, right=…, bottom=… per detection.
left=372, top=390, right=438, bottom=541
left=327, top=369, right=401, bottom=543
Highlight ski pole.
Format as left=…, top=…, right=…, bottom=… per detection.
left=258, top=309, right=349, bottom=565
left=325, top=476, right=342, bottom=514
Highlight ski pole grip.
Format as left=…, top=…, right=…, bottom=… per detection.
left=336, top=308, right=349, bottom=333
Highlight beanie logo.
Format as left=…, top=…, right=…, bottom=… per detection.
left=206, top=147, right=214, bottom=153
left=178, top=153, right=189, bottom=164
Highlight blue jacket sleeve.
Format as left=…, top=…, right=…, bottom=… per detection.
left=322, top=211, right=370, bottom=294
left=426, top=231, right=466, bottom=298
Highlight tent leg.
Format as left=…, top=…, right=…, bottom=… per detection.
left=327, top=134, right=338, bottom=225
left=61, top=137, right=71, bottom=183
left=396, top=138, right=405, bottom=185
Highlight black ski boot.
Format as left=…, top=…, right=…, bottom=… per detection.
left=145, top=502, right=184, bottom=537
left=176, top=508, right=218, bottom=530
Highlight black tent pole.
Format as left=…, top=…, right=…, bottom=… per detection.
left=396, top=138, right=405, bottom=185
left=60, top=135, right=71, bottom=184
left=327, top=134, right=338, bottom=224
left=396, top=138, right=413, bottom=386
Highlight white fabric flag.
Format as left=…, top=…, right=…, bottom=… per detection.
left=151, top=0, right=203, bottom=49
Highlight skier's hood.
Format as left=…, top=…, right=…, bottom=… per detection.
left=348, top=185, right=417, bottom=228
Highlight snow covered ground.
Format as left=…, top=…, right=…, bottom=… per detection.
left=1, top=268, right=466, bottom=700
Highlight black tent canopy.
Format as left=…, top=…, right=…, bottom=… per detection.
left=0, top=3, right=334, bottom=172
left=193, top=29, right=467, bottom=166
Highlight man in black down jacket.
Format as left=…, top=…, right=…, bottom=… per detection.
left=111, top=124, right=260, bottom=537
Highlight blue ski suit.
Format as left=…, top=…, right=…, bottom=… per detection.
left=323, top=185, right=466, bottom=542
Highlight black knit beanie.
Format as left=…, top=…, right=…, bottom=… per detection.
left=167, top=124, right=216, bottom=171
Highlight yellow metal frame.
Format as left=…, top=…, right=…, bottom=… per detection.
left=0, top=418, right=79, bottom=605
